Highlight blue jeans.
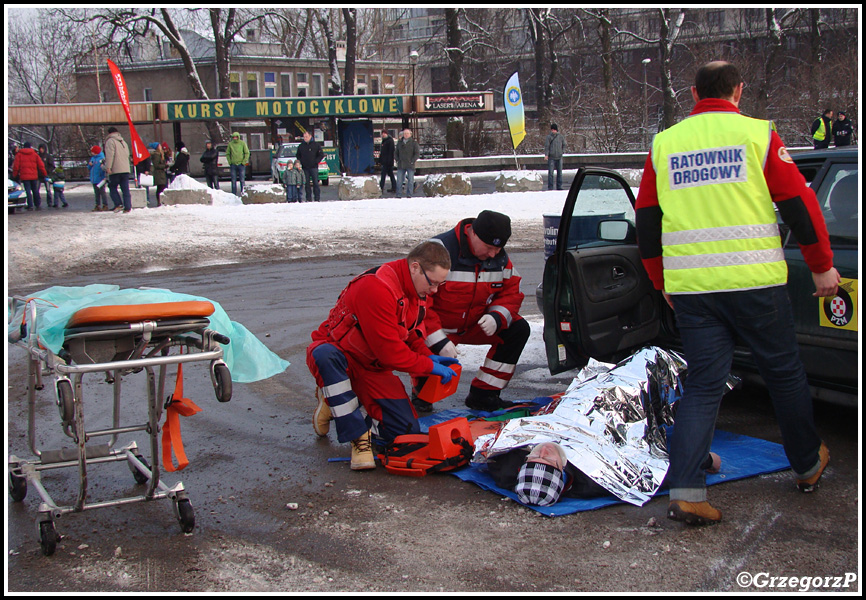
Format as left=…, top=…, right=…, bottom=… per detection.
left=22, top=180, right=41, bottom=208
left=303, top=167, right=320, bottom=201
left=668, top=286, right=823, bottom=502
left=108, top=173, right=131, bottom=211
left=286, top=185, right=301, bottom=202
left=396, top=168, right=415, bottom=198
left=230, top=164, right=246, bottom=196
left=92, top=183, right=109, bottom=208
left=42, top=179, right=54, bottom=205
left=548, top=158, right=563, bottom=190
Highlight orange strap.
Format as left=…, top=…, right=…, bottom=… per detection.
left=161, top=363, right=202, bottom=472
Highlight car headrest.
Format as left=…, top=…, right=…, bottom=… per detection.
left=828, top=174, right=858, bottom=222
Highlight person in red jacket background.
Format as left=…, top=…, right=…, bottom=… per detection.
left=418, top=210, right=531, bottom=413
left=11, top=141, right=48, bottom=211
left=307, top=241, right=459, bottom=470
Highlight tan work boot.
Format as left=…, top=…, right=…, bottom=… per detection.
left=350, top=430, right=376, bottom=471
left=667, top=500, right=722, bottom=526
left=797, top=442, right=829, bottom=493
left=313, top=387, right=332, bottom=437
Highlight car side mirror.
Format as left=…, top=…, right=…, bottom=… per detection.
left=598, top=219, right=634, bottom=242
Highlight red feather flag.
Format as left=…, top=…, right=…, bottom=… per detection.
left=107, top=59, right=149, bottom=165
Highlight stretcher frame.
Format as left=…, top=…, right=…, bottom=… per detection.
left=8, top=297, right=232, bottom=556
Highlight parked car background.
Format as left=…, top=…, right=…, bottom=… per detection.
left=8, top=178, right=27, bottom=214
left=270, top=142, right=329, bottom=186
left=541, top=147, right=858, bottom=407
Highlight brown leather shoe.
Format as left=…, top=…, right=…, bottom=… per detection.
left=667, top=500, right=722, bottom=526
left=797, top=443, right=829, bottom=493
left=312, top=387, right=332, bottom=437
left=350, top=430, right=376, bottom=471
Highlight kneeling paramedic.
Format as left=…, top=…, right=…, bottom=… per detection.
left=306, top=241, right=460, bottom=470
left=415, top=210, right=530, bottom=413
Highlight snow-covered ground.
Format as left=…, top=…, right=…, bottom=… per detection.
left=7, top=171, right=578, bottom=289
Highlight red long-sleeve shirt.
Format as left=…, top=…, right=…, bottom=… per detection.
left=635, top=98, right=834, bottom=292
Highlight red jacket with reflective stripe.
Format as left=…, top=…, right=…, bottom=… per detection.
left=310, top=258, right=434, bottom=375
left=425, top=220, right=524, bottom=341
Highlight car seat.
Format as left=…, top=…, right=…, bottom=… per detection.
left=828, top=174, right=858, bottom=237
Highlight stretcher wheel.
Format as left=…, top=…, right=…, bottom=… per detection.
left=212, top=363, right=232, bottom=403
left=130, top=454, right=151, bottom=485
left=56, top=379, right=74, bottom=426
left=177, top=499, right=195, bottom=533
left=39, top=521, right=58, bottom=556
left=9, top=470, right=27, bottom=502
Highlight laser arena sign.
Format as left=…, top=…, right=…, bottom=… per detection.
left=166, top=96, right=406, bottom=121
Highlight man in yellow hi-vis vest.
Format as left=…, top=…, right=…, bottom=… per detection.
left=636, top=61, right=840, bottom=526
left=811, top=108, right=834, bottom=149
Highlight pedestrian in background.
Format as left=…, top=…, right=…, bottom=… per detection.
left=170, top=141, right=190, bottom=179
left=544, top=123, right=565, bottom=190
left=88, top=145, right=109, bottom=212
left=12, top=141, right=47, bottom=211
left=136, top=146, right=153, bottom=205
left=37, top=144, right=55, bottom=207
left=51, top=164, right=68, bottom=208
left=283, top=159, right=304, bottom=203
left=227, top=132, right=250, bottom=196
left=200, top=141, right=220, bottom=189
left=104, top=127, right=132, bottom=213
left=296, top=130, right=325, bottom=202
left=635, top=61, right=839, bottom=527
left=148, top=142, right=168, bottom=206
left=832, top=111, right=853, bottom=147
left=379, top=129, right=396, bottom=193
left=395, top=128, right=420, bottom=199
left=810, top=108, right=833, bottom=149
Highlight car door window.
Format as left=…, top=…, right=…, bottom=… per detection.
left=818, top=164, right=858, bottom=242
left=563, top=174, right=636, bottom=250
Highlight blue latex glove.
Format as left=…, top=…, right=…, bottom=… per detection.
left=430, top=354, right=460, bottom=367
left=430, top=362, right=455, bottom=384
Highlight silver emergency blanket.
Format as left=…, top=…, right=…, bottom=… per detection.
left=473, top=346, right=736, bottom=506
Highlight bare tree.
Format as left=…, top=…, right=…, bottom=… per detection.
left=444, top=8, right=470, bottom=92
left=342, top=8, right=357, bottom=95
left=317, top=10, right=343, bottom=96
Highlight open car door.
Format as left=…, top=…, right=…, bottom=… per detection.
left=543, top=168, right=663, bottom=374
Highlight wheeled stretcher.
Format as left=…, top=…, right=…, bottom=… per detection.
left=8, top=298, right=232, bottom=556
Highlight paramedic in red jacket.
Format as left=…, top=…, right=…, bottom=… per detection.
left=11, top=141, right=48, bottom=210
left=418, top=210, right=531, bottom=413
left=307, top=241, right=459, bottom=470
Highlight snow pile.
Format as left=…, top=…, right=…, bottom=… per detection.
left=167, top=174, right=242, bottom=206
left=498, top=170, right=542, bottom=183
left=244, top=182, right=285, bottom=196
left=424, top=173, right=470, bottom=185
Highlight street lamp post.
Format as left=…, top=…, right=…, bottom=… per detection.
left=409, top=50, right=419, bottom=134
left=642, top=58, right=651, bottom=149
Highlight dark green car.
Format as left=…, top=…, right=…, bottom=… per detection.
left=541, top=148, right=858, bottom=407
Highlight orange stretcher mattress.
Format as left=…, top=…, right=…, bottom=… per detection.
left=66, top=301, right=215, bottom=328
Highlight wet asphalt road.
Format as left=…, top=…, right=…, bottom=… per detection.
left=6, top=248, right=860, bottom=591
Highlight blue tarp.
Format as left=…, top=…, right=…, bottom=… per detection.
left=418, top=407, right=791, bottom=517
left=8, top=285, right=290, bottom=383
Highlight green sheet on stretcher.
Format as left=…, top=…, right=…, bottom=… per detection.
left=8, top=284, right=290, bottom=383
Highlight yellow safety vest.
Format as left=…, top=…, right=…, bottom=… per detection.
left=813, top=117, right=827, bottom=141
left=652, top=111, right=787, bottom=294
